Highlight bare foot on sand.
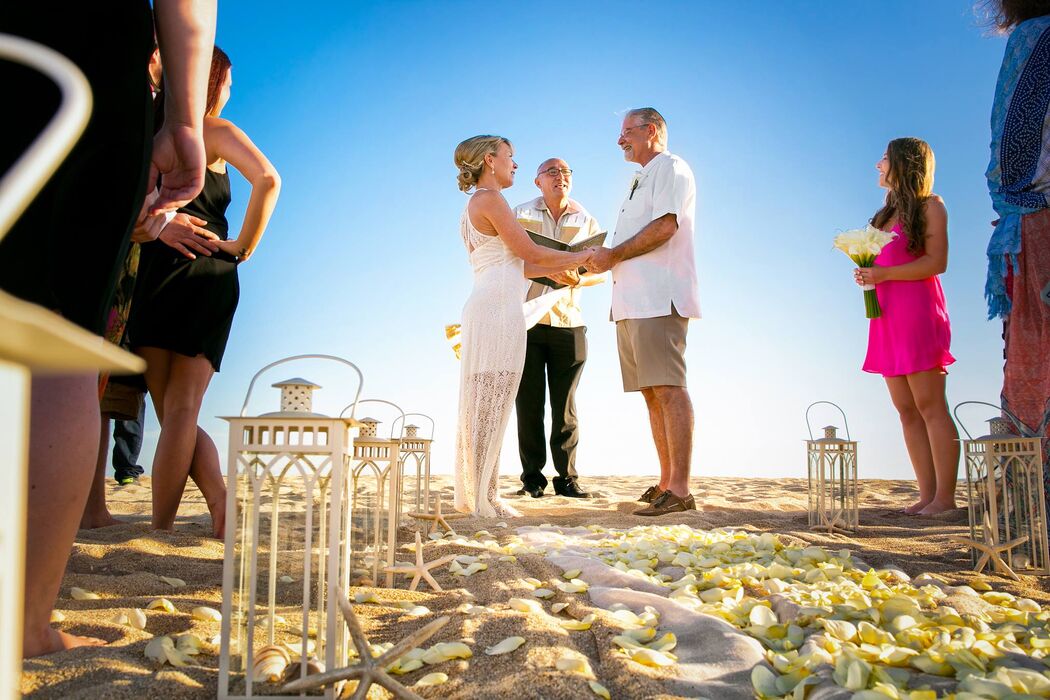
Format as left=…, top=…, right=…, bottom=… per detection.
left=24, top=627, right=105, bottom=658
left=79, top=512, right=125, bottom=529
left=917, top=500, right=958, bottom=516
left=902, top=500, right=931, bottom=515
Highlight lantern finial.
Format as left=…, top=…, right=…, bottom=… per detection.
left=270, top=377, right=321, bottom=414
left=987, top=416, right=1015, bottom=437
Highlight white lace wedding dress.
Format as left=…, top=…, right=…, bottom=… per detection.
left=453, top=195, right=528, bottom=517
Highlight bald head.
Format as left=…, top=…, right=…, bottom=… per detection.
left=536, top=158, right=567, bottom=176
left=534, top=158, right=572, bottom=205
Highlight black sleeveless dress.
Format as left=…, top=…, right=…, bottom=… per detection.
left=128, top=168, right=239, bottom=371
left=0, top=2, right=154, bottom=335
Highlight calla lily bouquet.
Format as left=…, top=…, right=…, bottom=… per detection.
left=445, top=323, right=462, bottom=360
left=833, top=225, right=897, bottom=318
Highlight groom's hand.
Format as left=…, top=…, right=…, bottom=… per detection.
left=584, top=248, right=616, bottom=274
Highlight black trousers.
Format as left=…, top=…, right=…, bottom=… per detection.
left=515, top=324, right=587, bottom=490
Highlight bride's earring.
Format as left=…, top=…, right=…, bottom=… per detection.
left=490, top=167, right=495, bottom=175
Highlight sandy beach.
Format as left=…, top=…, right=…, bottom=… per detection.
left=22, top=475, right=1049, bottom=699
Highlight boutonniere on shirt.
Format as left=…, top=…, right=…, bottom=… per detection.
left=629, top=173, right=641, bottom=200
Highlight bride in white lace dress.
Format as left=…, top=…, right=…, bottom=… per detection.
left=452, top=135, right=595, bottom=517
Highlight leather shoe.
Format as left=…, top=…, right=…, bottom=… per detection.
left=638, top=484, right=663, bottom=503
left=515, top=486, right=545, bottom=498
left=554, top=481, right=591, bottom=498
left=635, top=490, right=696, bottom=516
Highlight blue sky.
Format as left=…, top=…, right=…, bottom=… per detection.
left=133, top=1, right=1010, bottom=483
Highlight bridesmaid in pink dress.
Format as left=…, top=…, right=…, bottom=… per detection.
left=855, top=137, right=959, bottom=516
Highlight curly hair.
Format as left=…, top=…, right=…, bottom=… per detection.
left=453, top=135, right=511, bottom=192
left=870, top=138, right=936, bottom=255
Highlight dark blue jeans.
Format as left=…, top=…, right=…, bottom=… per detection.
left=112, top=401, right=145, bottom=482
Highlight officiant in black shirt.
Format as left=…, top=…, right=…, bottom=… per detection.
left=513, top=159, right=606, bottom=498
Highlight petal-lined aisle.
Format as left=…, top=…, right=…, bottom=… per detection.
left=22, top=475, right=1048, bottom=699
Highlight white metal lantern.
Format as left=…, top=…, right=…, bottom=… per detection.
left=805, top=402, right=859, bottom=534
left=340, top=400, right=405, bottom=588
left=393, top=413, right=436, bottom=530
left=953, top=402, right=1049, bottom=579
left=218, top=355, right=363, bottom=699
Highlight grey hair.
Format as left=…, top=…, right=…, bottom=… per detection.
left=626, top=107, right=668, bottom=148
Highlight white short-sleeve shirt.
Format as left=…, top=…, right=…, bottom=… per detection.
left=610, top=151, right=701, bottom=321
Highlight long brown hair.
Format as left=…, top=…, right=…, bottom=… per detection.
left=870, top=138, right=935, bottom=255
left=980, top=0, right=1050, bottom=31
left=205, top=46, right=232, bottom=117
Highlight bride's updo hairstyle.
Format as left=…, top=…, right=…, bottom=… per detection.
left=454, top=135, right=511, bottom=192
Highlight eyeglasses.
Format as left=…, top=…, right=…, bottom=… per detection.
left=619, top=123, right=651, bottom=139
left=540, top=167, right=573, bottom=177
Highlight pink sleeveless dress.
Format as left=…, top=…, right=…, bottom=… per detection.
left=862, top=222, right=955, bottom=377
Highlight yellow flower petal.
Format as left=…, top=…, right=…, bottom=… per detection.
left=484, top=636, right=526, bottom=655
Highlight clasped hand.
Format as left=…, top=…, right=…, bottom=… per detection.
left=582, top=247, right=616, bottom=274
left=547, top=269, right=581, bottom=287
left=545, top=247, right=605, bottom=286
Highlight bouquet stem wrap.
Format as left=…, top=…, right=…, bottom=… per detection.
left=861, top=287, right=879, bottom=318
left=833, top=226, right=897, bottom=319
left=851, top=253, right=880, bottom=318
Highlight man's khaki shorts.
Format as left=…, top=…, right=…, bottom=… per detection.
left=615, top=310, right=688, bottom=392
left=100, top=376, right=145, bottom=421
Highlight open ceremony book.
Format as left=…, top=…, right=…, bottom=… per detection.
left=526, top=230, right=607, bottom=288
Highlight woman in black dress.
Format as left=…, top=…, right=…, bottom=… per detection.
left=130, top=46, right=280, bottom=535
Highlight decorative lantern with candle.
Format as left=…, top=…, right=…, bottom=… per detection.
left=340, top=399, right=405, bottom=588
left=952, top=402, right=1049, bottom=579
left=805, top=401, right=859, bottom=534
left=218, top=355, right=362, bottom=699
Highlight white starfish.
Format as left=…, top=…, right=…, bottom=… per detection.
left=383, top=531, right=457, bottom=592
left=951, top=512, right=1029, bottom=581
left=281, top=595, right=450, bottom=699
left=407, top=493, right=466, bottom=536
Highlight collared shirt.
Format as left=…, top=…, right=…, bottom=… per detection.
left=611, top=151, right=701, bottom=321
left=514, top=196, right=602, bottom=328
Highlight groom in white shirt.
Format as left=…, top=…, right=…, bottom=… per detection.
left=585, top=108, right=701, bottom=516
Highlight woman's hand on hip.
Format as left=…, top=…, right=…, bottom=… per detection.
left=215, top=238, right=251, bottom=261
left=159, top=214, right=220, bottom=259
